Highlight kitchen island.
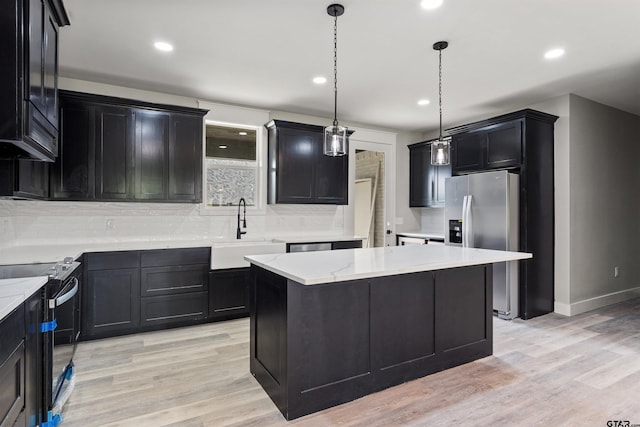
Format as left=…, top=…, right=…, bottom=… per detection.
left=245, top=245, right=531, bottom=420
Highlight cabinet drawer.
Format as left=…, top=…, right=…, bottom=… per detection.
left=331, top=240, right=363, bottom=250
left=0, top=306, right=25, bottom=364
left=140, top=247, right=210, bottom=267
left=140, top=292, right=208, bottom=326
left=141, top=265, right=208, bottom=296
left=86, top=251, right=139, bottom=270
left=0, top=341, right=25, bottom=427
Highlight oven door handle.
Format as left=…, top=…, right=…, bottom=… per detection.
left=49, top=277, right=79, bottom=309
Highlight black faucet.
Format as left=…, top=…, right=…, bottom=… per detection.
left=236, top=198, right=247, bottom=239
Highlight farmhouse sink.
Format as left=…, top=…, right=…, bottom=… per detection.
left=211, top=240, right=286, bottom=270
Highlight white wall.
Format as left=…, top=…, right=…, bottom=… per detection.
left=566, top=95, right=640, bottom=313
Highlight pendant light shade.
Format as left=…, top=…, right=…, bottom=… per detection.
left=431, top=137, right=451, bottom=165
left=431, top=40, right=450, bottom=166
left=324, top=4, right=351, bottom=156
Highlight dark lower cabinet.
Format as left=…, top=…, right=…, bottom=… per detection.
left=23, top=289, right=43, bottom=427
left=209, top=268, right=250, bottom=319
left=82, top=248, right=211, bottom=340
left=0, top=305, right=26, bottom=427
left=85, top=267, right=140, bottom=339
left=250, top=264, right=493, bottom=420
left=140, top=292, right=208, bottom=327
left=331, top=240, right=363, bottom=250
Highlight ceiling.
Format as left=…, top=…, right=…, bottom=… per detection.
left=58, top=0, right=640, bottom=133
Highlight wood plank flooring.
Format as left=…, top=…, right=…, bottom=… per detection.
left=63, top=298, right=640, bottom=426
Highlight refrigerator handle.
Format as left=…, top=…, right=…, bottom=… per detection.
left=466, top=195, right=473, bottom=248
left=461, top=196, right=468, bottom=248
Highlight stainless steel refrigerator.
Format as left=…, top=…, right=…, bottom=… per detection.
left=444, top=170, right=519, bottom=319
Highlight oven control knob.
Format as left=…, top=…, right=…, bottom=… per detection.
left=63, top=257, right=74, bottom=264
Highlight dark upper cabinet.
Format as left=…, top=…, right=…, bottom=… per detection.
left=451, top=120, right=522, bottom=174
left=0, top=0, right=69, bottom=161
left=266, top=120, right=348, bottom=205
left=50, top=91, right=207, bottom=203
left=409, top=141, right=451, bottom=207
left=169, top=114, right=203, bottom=202
left=95, top=105, right=134, bottom=200
left=135, top=110, right=169, bottom=200
left=51, top=100, right=94, bottom=199
left=0, top=159, right=49, bottom=199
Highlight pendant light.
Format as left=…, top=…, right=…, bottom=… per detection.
left=431, top=41, right=450, bottom=165
left=324, top=4, right=350, bottom=156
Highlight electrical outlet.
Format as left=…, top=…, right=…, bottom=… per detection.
left=614, top=266, right=620, bottom=278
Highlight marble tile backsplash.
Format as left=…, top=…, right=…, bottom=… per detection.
left=0, top=200, right=345, bottom=247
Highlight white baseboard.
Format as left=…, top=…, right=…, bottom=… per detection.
left=554, top=287, right=640, bottom=316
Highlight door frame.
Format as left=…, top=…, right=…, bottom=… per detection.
left=347, top=129, right=396, bottom=247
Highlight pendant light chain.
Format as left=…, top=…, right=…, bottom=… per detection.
left=438, top=47, right=443, bottom=140
left=333, top=12, right=338, bottom=127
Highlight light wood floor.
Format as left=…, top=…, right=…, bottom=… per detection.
left=63, top=298, right=640, bottom=426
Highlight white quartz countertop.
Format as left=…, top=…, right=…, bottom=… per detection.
left=245, top=245, right=532, bottom=285
left=0, top=235, right=367, bottom=266
left=396, top=232, right=445, bottom=240
left=0, top=276, right=48, bottom=320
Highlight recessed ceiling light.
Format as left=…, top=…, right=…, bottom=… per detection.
left=218, top=145, right=228, bottom=149
left=421, top=0, right=443, bottom=10
left=238, top=131, right=247, bottom=136
left=313, top=76, right=327, bottom=84
left=154, top=41, right=174, bottom=52
left=417, top=99, right=431, bottom=106
left=544, top=48, right=565, bottom=59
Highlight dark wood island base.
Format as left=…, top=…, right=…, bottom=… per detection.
left=249, top=263, right=494, bottom=420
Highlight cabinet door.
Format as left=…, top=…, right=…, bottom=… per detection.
left=85, top=268, right=140, bottom=338
left=95, top=105, right=134, bottom=199
left=275, top=128, right=316, bottom=203
left=135, top=110, right=168, bottom=200
left=315, top=142, right=348, bottom=205
left=168, top=114, right=202, bottom=202
left=0, top=343, right=25, bottom=427
left=15, top=160, right=49, bottom=199
left=409, top=143, right=435, bottom=207
left=51, top=101, right=94, bottom=200
left=27, top=0, right=45, bottom=115
left=42, top=6, right=58, bottom=127
left=484, top=121, right=522, bottom=170
left=209, top=268, right=250, bottom=318
left=24, top=289, right=43, bottom=427
left=451, top=132, right=484, bottom=174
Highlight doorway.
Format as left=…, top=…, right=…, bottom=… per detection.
left=349, top=136, right=395, bottom=247
left=355, top=150, right=385, bottom=247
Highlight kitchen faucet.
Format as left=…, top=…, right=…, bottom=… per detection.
left=236, top=198, right=247, bottom=239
